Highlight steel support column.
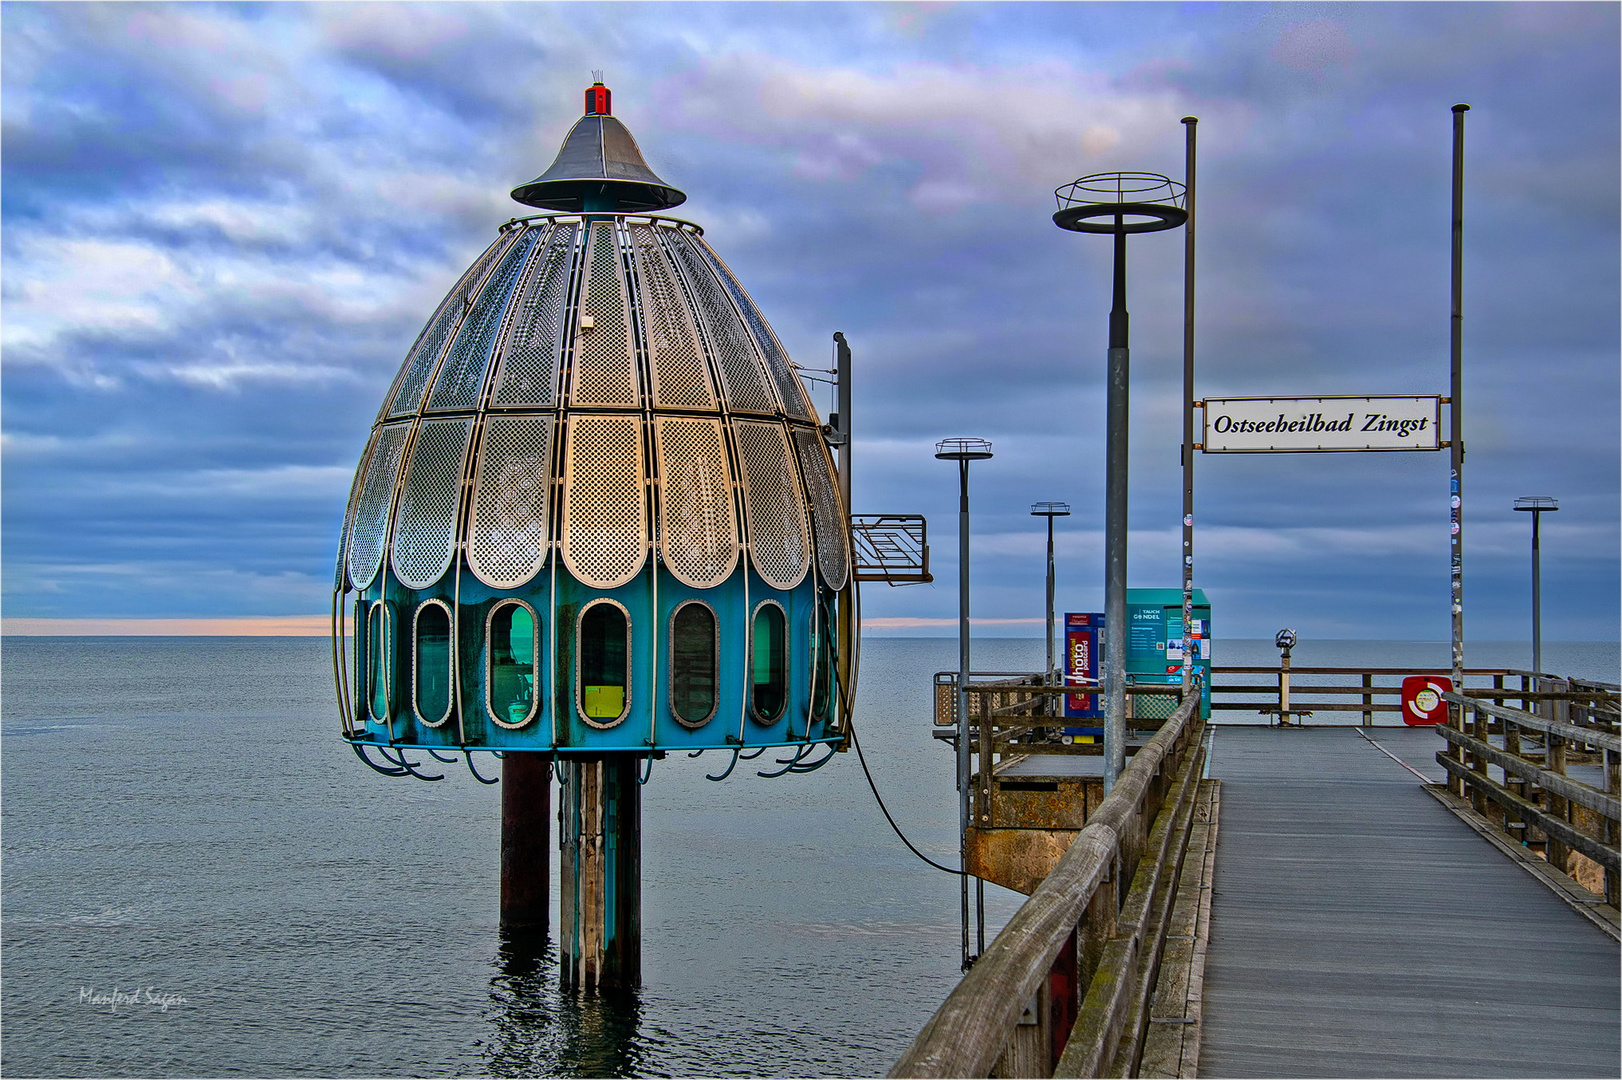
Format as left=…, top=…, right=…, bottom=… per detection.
left=559, top=755, right=641, bottom=991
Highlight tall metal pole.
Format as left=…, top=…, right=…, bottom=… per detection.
left=1104, top=222, right=1130, bottom=794
left=1515, top=497, right=1558, bottom=676
left=938, top=437, right=990, bottom=970
left=833, top=332, right=855, bottom=736
left=834, top=332, right=853, bottom=511
left=956, top=460, right=971, bottom=967
left=1031, top=503, right=1070, bottom=681
left=1180, top=117, right=1198, bottom=700
left=1046, top=515, right=1057, bottom=678
left=1531, top=509, right=1543, bottom=676
left=1450, top=104, right=1469, bottom=694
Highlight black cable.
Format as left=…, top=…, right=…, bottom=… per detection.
left=849, top=722, right=965, bottom=876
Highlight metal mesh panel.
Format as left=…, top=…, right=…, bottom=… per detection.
left=655, top=418, right=739, bottom=588
left=791, top=427, right=849, bottom=590
left=699, top=238, right=814, bottom=421
left=467, top=414, right=556, bottom=589
left=335, top=429, right=378, bottom=589
left=347, top=423, right=412, bottom=589
left=735, top=421, right=810, bottom=590
left=391, top=417, right=474, bottom=589
left=492, top=223, right=576, bottom=408
left=631, top=224, right=716, bottom=410
left=386, top=232, right=513, bottom=419
left=568, top=222, right=638, bottom=408
left=427, top=227, right=539, bottom=412
left=663, top=230, right=780, bottom=416
left=561, top=414, right=647, bottom=589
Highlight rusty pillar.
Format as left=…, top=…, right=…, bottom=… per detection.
left=501, top=752, right=552, bottom=933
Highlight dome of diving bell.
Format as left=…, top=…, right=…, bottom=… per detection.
left=335, top=77, right=851, bottom=760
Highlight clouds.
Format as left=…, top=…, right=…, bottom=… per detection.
left=2, top=1, right=1617, bottom=644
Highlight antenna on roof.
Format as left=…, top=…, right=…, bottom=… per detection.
left=591, top=69, right=605, bottom=84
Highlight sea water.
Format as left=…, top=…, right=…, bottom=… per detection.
left=2, top=636, right=1614, bottom=1077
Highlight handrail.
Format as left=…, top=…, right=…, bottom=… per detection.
left=1445, top=693, right=1621, bottom=752
left=891, top=691, right=1203, bottom=1077
left=1437, top=690, right=1619, bottom=907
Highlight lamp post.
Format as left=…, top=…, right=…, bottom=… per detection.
left=937, top=437, right=992, bottom=970
left=1053, top=173, right=1187, bottom=793
left=1513, top=496, right=1558, bottom=677
left=1031, top=502, right=1072, bottom=681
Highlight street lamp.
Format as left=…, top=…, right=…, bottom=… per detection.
left=1513, top=496, right=1558, bottom=678
left=1053, top=172, right=1187, bottom=793
left=1031, top=502, right=1072, bottom=681
left=936, top=436, right=992, bottom=970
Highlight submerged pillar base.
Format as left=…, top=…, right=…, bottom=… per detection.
left=559, top=755, right=642, bottom=991
left=501, top=752, right=552, bottom=933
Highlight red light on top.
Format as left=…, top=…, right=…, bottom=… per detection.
left=585, top=81, right=611, bottom=116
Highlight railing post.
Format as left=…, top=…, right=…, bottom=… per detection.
left=1606, top=747, right=1619, bottom=906
left=1547, top=726, right=1569, bottom=874
left=1470, top=702, right=1490, bottom=817
left=1362, top=672, right=1373, bottom=727
left=1459, top=697, right=1472, bottom=797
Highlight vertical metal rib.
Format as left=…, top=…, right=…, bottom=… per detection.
left=492, top=222, right=577, bottom=408
left=428, top=227, right=540, bottom=412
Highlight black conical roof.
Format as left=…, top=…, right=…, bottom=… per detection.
left=511, top=113, right=686, bottom=213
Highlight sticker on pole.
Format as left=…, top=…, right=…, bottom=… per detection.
left=1401, top=675, right=1453, bottom=726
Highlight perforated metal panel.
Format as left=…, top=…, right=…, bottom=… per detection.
left=655, top=418, right=738, bottom=588
left=699, top=239, right=814, bottom=421
left=568, top=222, right=639, bottom=408
left=335, top=429, right=378, bottom=590
left=561, top=413, right=647, bottom=589
left=385, top=232, right=513, bottom=419
left=427, top=227, right=539, bottom=412
left=735, top=421, right=810, bottom=590
left=347, top=423, right=412, bottom=590
left=791, top=427, right=850, bottom=590
left=631, top=224, right=716, bottom=411
left=467, top=414, right=556, bottom=589
left=663, top=230, right=780, bottom=416
left=492, top=223, right=576, bottom=408
left=391, top=417, right=474, bottom=589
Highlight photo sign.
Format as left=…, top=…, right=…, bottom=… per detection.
left=1201, top=395, right=1442, bottom=453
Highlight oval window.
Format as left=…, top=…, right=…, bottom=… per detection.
left=670, top=602, right=717, bottom=727
left=414, top=602, right=453, bottom=727
left=751, top=602, right=787, bottom=722
left=578, top=601, right=630, bottom=726
left=488, top=602, right=539, bottom=728
left=367, top=601, right=389, bottom=721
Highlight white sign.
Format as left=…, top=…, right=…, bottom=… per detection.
left=1201, top=395, right=1442, bottom=453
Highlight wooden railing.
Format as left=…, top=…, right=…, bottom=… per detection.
left=1437, top=687, right=1620, bottom=907
left=891, top=691, right=1206, bottom=1078
left=1210, top=665, right=1620, bottom=725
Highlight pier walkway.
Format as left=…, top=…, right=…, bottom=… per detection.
left=1200, top=725, right=1620, bottom=1078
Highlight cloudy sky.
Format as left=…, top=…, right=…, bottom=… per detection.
left=3, top=1, right=1617, bottom=642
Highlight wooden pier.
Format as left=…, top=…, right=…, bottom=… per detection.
left=893, top=666, right=1620, bottom=1078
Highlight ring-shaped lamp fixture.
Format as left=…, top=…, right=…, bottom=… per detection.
left=935, top=437, right=993, bottom=461
left=1053, top=171, right=1188, bottom=234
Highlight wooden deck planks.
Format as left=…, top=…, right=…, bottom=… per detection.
left=1200, top=726, right=1620, bottom=1079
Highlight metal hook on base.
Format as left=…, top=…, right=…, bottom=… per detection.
left=352, top=741, right=408, bottom=777
left=706, top=748, right=742, bottom=782
left=757, top=742, right=814, bottom=779
left=466, top=751, right=500, bottom=785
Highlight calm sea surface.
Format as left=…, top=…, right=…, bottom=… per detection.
left=2, top=636, right=1615, bottom=1077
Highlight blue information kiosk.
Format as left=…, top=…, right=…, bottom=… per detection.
left=1063, top=589, right=1211, bottom=741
